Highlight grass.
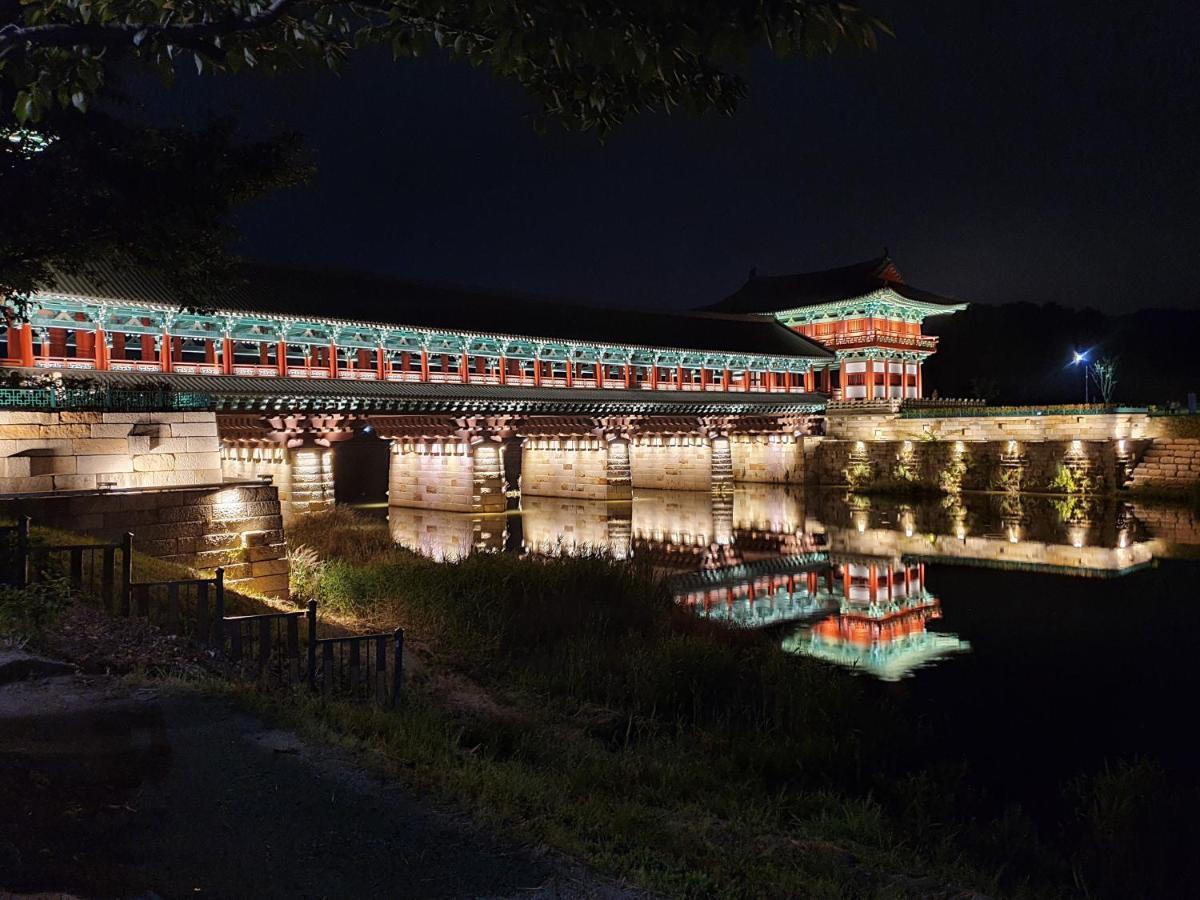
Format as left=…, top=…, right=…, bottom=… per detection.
left=12, top=508, right=1197, bottom=897
left=279, top=508, right=1200, bottom=898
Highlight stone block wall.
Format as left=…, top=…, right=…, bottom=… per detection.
left=221, top=445, right=335, bottom=524
left=629, top=438, right=713, bottom=491
left=0, top=482, right=289, bottom=599
left=388, top=441, right=505, bottom=512
left=826, top=410, right=1153, bottom=444
left=730, top=434, right=804, bottom=484
left=810, top=438, right=1125, bottom=494
left=0, top=410, right=222, bottom=494
left=521, top=439, right=627, bottom=501
left=1127, top=439, right=1200, bottom=490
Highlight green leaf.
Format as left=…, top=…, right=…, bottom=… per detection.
left=13, top=91, right=32, bottom=125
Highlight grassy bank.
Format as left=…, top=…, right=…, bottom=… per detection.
left=281, top=509, right=1197, bottom=899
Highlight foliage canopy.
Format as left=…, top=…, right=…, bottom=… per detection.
left=1, top=1, right=889, bottom=132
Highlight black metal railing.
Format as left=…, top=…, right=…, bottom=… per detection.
left=222, top=608, right=306, bottom=685
left=307, top=601, right=403, bottom=707
left=0, top=517, right=403, bottom=705
left=29, top=535, right=132, bottom=612
left=129, top=570, right=225, bottom=644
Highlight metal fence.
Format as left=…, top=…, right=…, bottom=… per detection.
left=0, top=386, right=214, bottom=411
left=1, top=517, right=403, bottom=706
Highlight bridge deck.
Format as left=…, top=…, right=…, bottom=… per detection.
left=29, top=367, right=827, bottom=415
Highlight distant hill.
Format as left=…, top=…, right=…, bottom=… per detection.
left=922, top=303, right=1200, bottom=406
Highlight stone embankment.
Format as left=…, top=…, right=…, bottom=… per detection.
left=0, top=410, right=222, bottom=494
left=1127, top=439, right=1200, bottom=490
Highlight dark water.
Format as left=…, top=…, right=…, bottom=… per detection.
left=364, top=487, right=1200, bottom=802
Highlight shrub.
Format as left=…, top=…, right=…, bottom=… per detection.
left=0, top=578, right=74, bottom=644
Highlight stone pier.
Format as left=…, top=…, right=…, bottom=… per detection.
left=628, top=436, right=722, bottom=492
left=220, top=445, right=335, bottom=524
left=729, top=433, right=804, bottom=484
left=520, top=437, right=632, bottom=502
left=388, top=439, right=506, bottom=513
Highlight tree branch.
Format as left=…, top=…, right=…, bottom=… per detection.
left=0, top=0, right=301, bottom=54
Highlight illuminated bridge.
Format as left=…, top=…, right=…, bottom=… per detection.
left=4, top=263, right=837, bottom=518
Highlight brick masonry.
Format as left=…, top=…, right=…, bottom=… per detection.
left=0, top=482, right=289, bottom=599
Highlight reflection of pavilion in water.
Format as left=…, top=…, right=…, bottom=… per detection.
left=779, top=559, right=970, bottom=681
left=385, top=486, right=1159, bottom=680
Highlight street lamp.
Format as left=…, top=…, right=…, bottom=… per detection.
left=1071, top=350, right=1090, bottom=404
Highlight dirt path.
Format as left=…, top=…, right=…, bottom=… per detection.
left=0, top=672, right=638, bottom=899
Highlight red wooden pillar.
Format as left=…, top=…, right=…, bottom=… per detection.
left=742, top=370, right=751, bottom=391
left=918, top=563, right=926, bottom=593
left=533, top=358, right=542, bottom=387
left=564, top=359, right=573, bottom=387
left=328, top=341, right=338, bottom=378
left=259, top=344, right=271, bottom=366
left=14, top=324, right=35, bottom=367
left=76, top=328, right=94, bottom=363
left=624, top=363, right=632, bottom=388
left=916, top=363, right=924, bottom=398
left=700, top=368, right=709, bottom=389
left=277, top=341, right=288, bottom=377
left=161, top=331, right=173, bottom=373
left=220, top=336, right=233, bottom=375
left=461, top=351, right=470, bottom=384
left=94, top=327, right=108, bottom=370
left=204, top=339, right=216, bottom=365
left=648, top=363, right=657, bottom=390
left=868, top=565, right=878, bottom=602
left=420, top=349, right=430, bottom=382
left=676, top=365, right=684, bottom=389
left=498, top=355, right=507, bottom=385
left=48, top=327, right=67, bottom=359
left=903, top=566, right=912, bottom=596
left=722, top=368, right=731, bottom=390
left=886, top=565, right=894, bottom=601
left=38, top=330, right=50, bottom=364
left=841, top=566, right=850, bottom=598
left=376, top=347, right=386, bottom=379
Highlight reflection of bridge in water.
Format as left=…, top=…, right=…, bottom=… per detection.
left=384, top=487, right=1164, bottom=679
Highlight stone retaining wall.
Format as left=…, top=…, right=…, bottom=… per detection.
left=1127, top=439, right=1200, bottom=490
left=826, top=410, right=1153, bottom=443
left=0, top=482, right=289, bottom=599
left=0, top=410, right=222, bottom=493
left=810, top=438, right=1130, bottom=494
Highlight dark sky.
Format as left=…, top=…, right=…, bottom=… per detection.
left=151, top=0, right=1200, bottom=315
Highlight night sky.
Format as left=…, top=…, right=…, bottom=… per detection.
left=147, top=0, right=1199, bottom=315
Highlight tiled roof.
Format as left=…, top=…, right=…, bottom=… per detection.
left=706, top=256, right=966, bottom=314
left=42, top=261, right=834, bottom=361
left=74, top=369, right=827, bottom=415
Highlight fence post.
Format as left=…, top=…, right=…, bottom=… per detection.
left=17, top=515, right=31, bottom=587
left=306, top=600, right=318, bottom=691
left=392, top=627, right=405, bottom=707
left=120, top=532, right=134, bottom=615
left=101, top=546, right=115, bottom=612
left=213, top=568, right=225, bottom=653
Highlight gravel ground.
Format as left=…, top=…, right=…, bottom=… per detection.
left=0, top=670, right=641, bottom=900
